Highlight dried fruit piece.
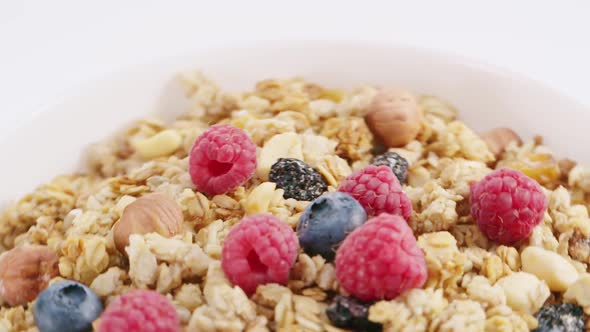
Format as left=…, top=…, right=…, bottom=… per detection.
left=503, top=152, right=560, bottom=185
left=0, top=245, right=59, bottom=306
left=365, top=88, right=422, bottom=147
left=112, top=193, right=183, bottom=254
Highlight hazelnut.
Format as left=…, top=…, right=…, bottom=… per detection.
left=113, top=192, right=183, bottom=254
left=0, top=245, right=59, bottom=306
left=365, top=88, right=423, bottom=147
left=481, top=127, right=522, bottom=157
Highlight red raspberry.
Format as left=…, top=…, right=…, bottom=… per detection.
left=338, top=165, right=412, bottom=219
left=97, top=290, right=179, bottom=332
left=335, top=213, right=427, bottom=301
left=189, top=124, right=256, bottom=195
left=222, top=214, right=299, bottom=295
left=471, top=168, right=547, bottom=245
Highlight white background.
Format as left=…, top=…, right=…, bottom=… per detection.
left=1, top=0, right=589, bottom=137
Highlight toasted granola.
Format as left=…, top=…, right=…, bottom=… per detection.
left=1, top=71, right=590, bottom=331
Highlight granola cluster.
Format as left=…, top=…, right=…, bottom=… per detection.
left=1, top=71, right=590, bottom=331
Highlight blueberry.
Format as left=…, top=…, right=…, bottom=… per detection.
left=533, top=303, right=585, bottom=332
left=269, top=158, right=328, bottom=201
left=326, top=295, right=382, bottom=332
left=372, top=152, right=408, bottom=184
left=297, top=192, right=367, bottom=261
left=34, top=281, right=103, bottom=332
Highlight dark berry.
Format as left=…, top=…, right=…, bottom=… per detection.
left=326, top=296, right=382, bottom=332
left=372, top=152, right=408, bottom=184
left=297, top=192, right=367, bottom=261
left=269, top=158, right=328, bottom=201
left=533, top=303, right=585, bottom=332
left=34, top=281, right=103, bottom=332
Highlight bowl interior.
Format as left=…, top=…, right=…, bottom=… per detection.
left=1, top=41, right=589, bottom=206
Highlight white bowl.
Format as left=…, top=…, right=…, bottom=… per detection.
left=1, top=41, right=589, bottom=206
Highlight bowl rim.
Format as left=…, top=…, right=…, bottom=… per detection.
left=2, top=39, right=587, bottom=144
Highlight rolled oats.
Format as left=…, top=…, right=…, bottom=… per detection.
left=496, top=246, right=521, bottom=272
left=409, top=181, right=462, bottom=234
left=430, top=299, right=486, bottom=332
left=417, top=232, right=467, bottom=293
left=438, top=159, right=492, bottom=198
left=90, top=267, right=128, bottom=298
left=548, top=186, right=590, bottom=237
left=528, top=222, right=559, bottom=251
left=495, top=272, right=549, bottom=314
left=320, top=117, right=374, bottom=161
left=463, top=275, right=506, bottom=309
left=419, top=95, right=457, bottom=123
left=428, top=121, right=495, bottom=163
left=243, top=118, right=296, bottom=146
left=484, top=304, right=532, bottom=332
left=315, top=155, right=352, bottom=188
left=369, top=288, right=447, bottom=332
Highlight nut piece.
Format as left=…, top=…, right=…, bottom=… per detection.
left=132, top=129, right=182, bottom=159
left=481, top=128, right=522, bottom=157
left=243, top=182, right=277, bottom=215
left=521, top=246, right=578, bottom=292
left=495, top=272, right=550, bottom=314
left=0, top=245, right=59, bottom=306
left=564, top=273, right=590, bottom=307
left=113, top=192, right=183, bottom=254
left=365, top=88, right=422, bottom=147
left=256, top=132, right=303, bottom=180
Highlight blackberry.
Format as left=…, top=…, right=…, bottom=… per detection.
left=372, top=152, right=408, bottom=184
left=269, top=158, right=327, bottom=201
left=297, top=192, right=367, bottom=261
left=326, top=296, right=381, bottom=332
left=533, top=303, right=585, bottom=332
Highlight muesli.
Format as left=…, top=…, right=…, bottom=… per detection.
left=0, top=71, right=589, bottom=332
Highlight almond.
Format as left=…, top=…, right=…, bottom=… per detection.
left=112, top=192, right=183, bottom=254
left=256, top=132, right=303, bottom=180
left=0, top=245, right=59, bottom=306
left=365, top=88, right=422, bottom=147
